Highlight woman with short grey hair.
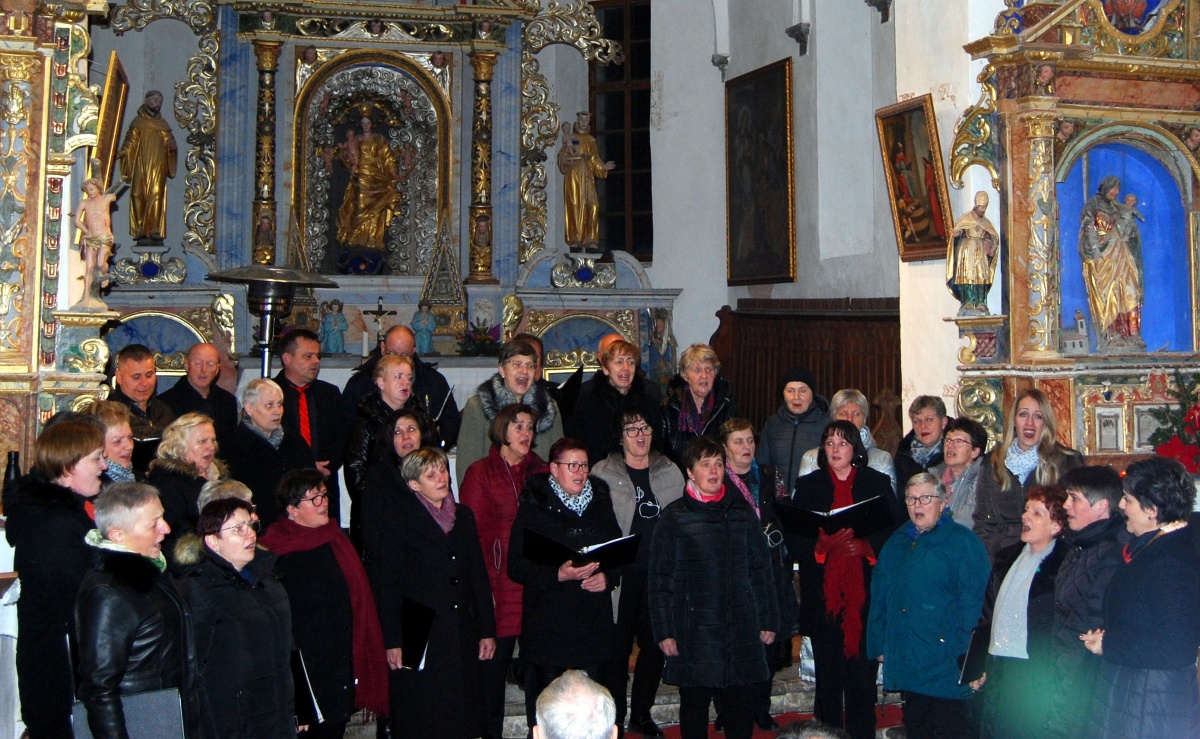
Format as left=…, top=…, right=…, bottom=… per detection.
left=224, top=377, right=316, bottom=526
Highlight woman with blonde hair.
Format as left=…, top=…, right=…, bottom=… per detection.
left=146, top=411, right=225, bottom=561
left=974, top=389, right=1082, bottom=561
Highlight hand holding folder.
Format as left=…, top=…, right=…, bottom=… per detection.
left=522, top=529, right=641, bottom=571
left=775, top=495, right=893, bottom=538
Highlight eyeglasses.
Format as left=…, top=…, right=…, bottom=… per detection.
left=943, top=437, right=974, bottom=447
left=300, top=492, right=329, bottom=506
left=904, top=494, right=944, bottom=506
left=505, top=360, right=537, bottom=372
left=553, top=461, right=589, bottom=472
left=218, top=519, right=260, bottom=538
left=624, top=425, right=652, bottom=437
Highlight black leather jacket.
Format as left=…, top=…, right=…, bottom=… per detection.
left=75, top=546, right=201, bottom=739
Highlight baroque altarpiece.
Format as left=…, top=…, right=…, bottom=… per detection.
left=0, top=0, right=679, bottom=459
left=950, top=0, right=1200, bottom=462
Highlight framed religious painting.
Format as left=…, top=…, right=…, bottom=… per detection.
left=875, top=94, right=954, bottom=262
left=90, top=51, right=129, bottom=190
left=725, top=58, right=795, bottom=286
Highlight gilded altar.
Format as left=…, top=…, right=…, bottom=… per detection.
left=949, top=0, right=1200, bottom=462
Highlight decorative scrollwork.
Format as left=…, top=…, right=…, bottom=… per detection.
left=957, top=377, right=1003, bottom=452
left=67, top=24, right=99, bottom=138
left=112, top=249, right=187, bottom=285
left=524, top=1, right=624, bottom=63
left=544, top=348, right=597, bottom=370
left=550, top=256, right=616, bottom=289
left=211, top=292, right=235, bottom=355
left=520, top=1, right=624, bottom=265
left=63, top=337, right=110, bottom=374
left=950, top=63, right=1000, bottom=190
left=501, top=294, right=523, bottom=341
left=1076, top=0, right=1185, bottom=59
left=605, top=309, right=635, bottom=339
left=525, top=309, right=555, bottom=337
left=112, top=0, right=218, bottom=262
left=1025, top=115, right=1057, bottom=355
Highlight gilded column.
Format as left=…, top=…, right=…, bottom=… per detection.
left=1022, top=111, right=1059, bottom=357
left=467, top=50, right=499, bottom=284
left=252, top=40, right=282, bottom=265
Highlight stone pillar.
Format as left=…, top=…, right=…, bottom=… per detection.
left=252, top=40, right=282, bottom=265
left=467, top=50, right=499, bottom=284
left=1020, top=110, right=1059, bottom=359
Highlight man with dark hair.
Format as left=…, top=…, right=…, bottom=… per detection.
left=893, top=395, right=949, bottom=491
left=274, top=328, right=349, bottom=524
left=1045, top=465, right=1127, bottom=737
left=111, top=344, right=175, bottom=474
left=158, top=342, right=238, bottom=445
left=342, top=324, right=461, bottom=449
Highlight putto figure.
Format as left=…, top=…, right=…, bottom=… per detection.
left=946, top=190, right=999, bottom=315
left=117, top=90, right=177, bottom=243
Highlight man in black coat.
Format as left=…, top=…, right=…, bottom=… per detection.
left=342, top=325, right=461, bottom=449
left=1045, top=465, right=1128, bottom=738
left=275, top=329, right=350, bottom=524
left=893, top=395, right=949, bottom=492
left=75, top=482, right=202, bottom=739
left=110, top=343, right=175, bottom=474
left=158, top=342, right=239, bottom=447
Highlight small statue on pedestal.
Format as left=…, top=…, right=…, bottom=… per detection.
left=412, top=301, right=435, bottom=355
left=946, top=190, right=999, bottom=316
left=72, top=177, right=126, bottom=310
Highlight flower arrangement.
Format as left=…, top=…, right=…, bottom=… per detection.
left=456, top=318, right=502, bottom=357
left=1148, top=371, right=1200, bottom=474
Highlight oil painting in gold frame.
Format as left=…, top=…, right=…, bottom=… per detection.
left=876, top=94, right=953, bottom=262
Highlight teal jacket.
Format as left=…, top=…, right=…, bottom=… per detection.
left=866, top=513, right=990, bottom=699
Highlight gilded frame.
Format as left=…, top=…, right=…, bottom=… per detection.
left=725, top=58, right=795, bottom=286
left=90, top=51, right=128, bottom=190
left=876, top=94, right=954, bottom=262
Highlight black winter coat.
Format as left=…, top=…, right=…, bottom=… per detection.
left=179, top=545, right=295, bottom=739
left=648, top=488, right=779, bottom=688
left=507, top=473, right=622, bottom=667
left=791, top=466, right=900, bottom=638
left=565, top=372, right=664, bottom=465
left=342, top=353, right=462, bottom=449
left=75, top=548, right=202, bottom=739
left=362, top=458, right=495, bottom=738
left=660, top=374, right=737, bottom=469
left=2, top=473, right=95, bottom=737
left=222, top=423, right=316, bottom=527
left=273, top=544, right=355, bottom=726
left=1046, top=514, right=1127, bottom=737
left=1090, top=527, right=1200, bottom=738
left=275, top=373, right=349, bottom=521
left=343, top=393, right=436, bottom=532
left=158, top=379, right=240, bottom=449
left=757, top=396, right=830, bottom=489
left=145, top=458, right=224, bottom=566
left=980, top=540, right=1066, bottom=663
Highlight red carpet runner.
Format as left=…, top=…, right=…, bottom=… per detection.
left=653, top=703, right=904, bottom=738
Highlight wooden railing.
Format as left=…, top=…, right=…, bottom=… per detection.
left=708, top=298, right=902, bottom=447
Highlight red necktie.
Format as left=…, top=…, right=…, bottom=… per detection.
left=296, top=384, right=312, bottom=446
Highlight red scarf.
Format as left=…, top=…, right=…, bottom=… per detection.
left=824, top=467, right=871, bottom=658
left=259, top=519, right=390, bottom=716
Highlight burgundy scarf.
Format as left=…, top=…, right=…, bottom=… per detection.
left=260, top=519, right=390, bottom=716
left=823, top=467, right=872, bottom=658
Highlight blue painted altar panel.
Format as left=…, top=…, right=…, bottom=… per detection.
left=1058, top=142, right=1192, bottom=352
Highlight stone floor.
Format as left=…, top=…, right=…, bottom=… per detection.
left=344, top=675, right=905, bottom=738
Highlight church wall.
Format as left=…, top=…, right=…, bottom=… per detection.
left=894, top=0, right=1004, bottom=417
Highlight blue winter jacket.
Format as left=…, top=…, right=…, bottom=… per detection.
left=866, top=512, right=990, bottom=699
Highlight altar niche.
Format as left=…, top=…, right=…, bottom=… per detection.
left=293, top=50, right=451, bottom=277
left=1056, top=125, right=1196, bottom=355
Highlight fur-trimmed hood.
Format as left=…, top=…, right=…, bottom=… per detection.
left=146, top=455, right=227, bottom=482
left=475, top=373, right=556, bottom=433
left=172, top=532, right=276, bottom=572
left=2, top=472, right=91, bottom=548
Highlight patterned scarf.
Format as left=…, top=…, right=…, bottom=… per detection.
left=244, top=421, right=285, bottom=450
left=105, top=462, right=136, bottom=484
left=1004, top=442, right=1040, bottom=483
left=725, top=462, right=762, bottom=520
left=678, top=392, right=715, bottom=435
left=910, top=438, right=942, bottom=468
left=550, top=475, right=593, bottom=516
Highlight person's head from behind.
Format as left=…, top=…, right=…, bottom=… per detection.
left=197, top=478, right=254, bottom=514
left=776, top=718, right=851, bottom=739
left=533, top=670, right=617, bottom=739
left=1058, top=465, right=1123, bottom=532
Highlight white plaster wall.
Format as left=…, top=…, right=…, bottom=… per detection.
left=895, top=0, right=1006, bottom=420
left=642, top=0, right=729, bottom=347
